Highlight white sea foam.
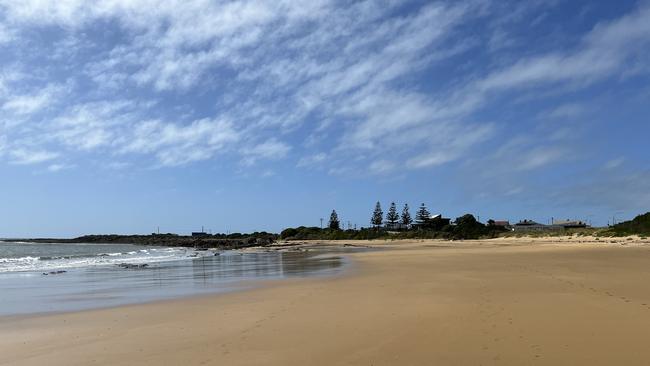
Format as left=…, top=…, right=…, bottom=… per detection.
left=0, top=247, right=214, bottom=273
left=0, top=256, right=40, bottom=264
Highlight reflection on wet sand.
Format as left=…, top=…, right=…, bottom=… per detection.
left=190, top=251, right=342, bottom=282
left=0, top=251, right=345, bottom=316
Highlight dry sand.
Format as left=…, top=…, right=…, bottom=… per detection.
left=3, top=238, right=650, bottom=365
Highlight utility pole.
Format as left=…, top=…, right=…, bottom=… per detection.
left=613, top=211, right=624, bottom=226
left=320, top=218, right=323, bottom=229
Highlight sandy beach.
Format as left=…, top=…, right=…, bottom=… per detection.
left=3, top=237, right=650, bottom=365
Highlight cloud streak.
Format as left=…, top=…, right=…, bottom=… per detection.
left=0, top=0, right=648, bottom=179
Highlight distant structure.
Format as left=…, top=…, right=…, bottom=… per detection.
left=512, top=218, right=590, bottom=232
left=430, top=214, right=452, bottom=227
left=552, top=219, right=588, bottom=229
left=411, top=214, right=452, bottom=230
left=488, top=220, right=511, bottom=230
left=513, top=219, right=550, bottom=232
left=191, top=226, right=210, bottom=237
left=384, top=222, right=409, bottom=231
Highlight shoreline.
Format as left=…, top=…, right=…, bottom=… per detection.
left=2, top=237, right=648, bottom=317
left=0, top=246, right=350, bottom=317
left=4, top=238, right=650, bottom=365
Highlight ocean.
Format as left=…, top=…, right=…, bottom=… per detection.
left=0, top=241, right=344, bottom=316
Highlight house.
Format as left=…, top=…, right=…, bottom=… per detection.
left=430, top=214, right=452, bottom=227
left=513, top=219, right=551, bottom=232
left=412, top=214, right=452, bottom=230
left=553, top=220, right=588, bottom=229
left=384, top=222, right=409, bottom=231
left=488, top=220, right=511, bottom=229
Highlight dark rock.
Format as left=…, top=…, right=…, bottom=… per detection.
left=117, top=263, right=149, bottom=269
left=42, top=270, right=67, bottom=275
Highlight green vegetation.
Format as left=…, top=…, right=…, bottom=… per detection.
left=328, top=210, right=340, bottom=230
left=451, top=214, right=497, bottom=240
left=280, top=205, right=650, bottom=242
left=401, top=204, right=412, bottom=226
left=280, top=213, right=507, bottom=241
left=602, top=212, right=650, bottom=236
left=499, top=228, right=598, bottom=238
left=280, top=227, right=388, bottom=240
left=371, top=202, right=383, bottom=228
left=415, top=203, right=430, bottom=226
left=386, top=202, right=399, bottom=226
left=19, top=232, right=278, bottom=249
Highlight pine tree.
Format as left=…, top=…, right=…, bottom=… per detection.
left=386, top=202, right=399, bottom=225
left=329, top=210, right=340, bottom=230
left=371, top=202, right=383, bottom=228
left=401, top=204, right=412, bottom=227
left=415, top=203, right=430, bottom=225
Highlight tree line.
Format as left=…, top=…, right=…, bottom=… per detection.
left=369, top=202, right=434, bottom=228
left=281, top=202, right=507, bottom=241
left=326, top=201, right=437, bottom=230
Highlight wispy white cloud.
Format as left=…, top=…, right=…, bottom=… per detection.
left=241, top=138, right=291, bottom=166
left=368, top=160, right=396, bottom=175
left=518, top=146, right=567, bottom=170
left=9, top=148, right=59, bottom=165
left=47, top=163, right=73, bottom=172
left=0, top=0, right=482, bottom=170
left=604, top=157, right=625, bottom=170
left=297, top=153, right=327, bottom=168
left=1, top=83, right=66, bottom=116
left=50, top=100, right=139, bottom=150
left=0, top=0, right=648, bottom=179
left=121, top=118, right=240, bottom=166
left=478, top=5, right=650, bottom=93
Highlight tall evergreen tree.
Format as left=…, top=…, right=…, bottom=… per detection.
left=371, top=201, right=383, bottom=228
left=401, top=204, right=412, bottom=227
left=386, top=202, right=399, bottom=225
left=415, top=203, right=430, bottom=225
left=329, top=210, right=340, bottom=230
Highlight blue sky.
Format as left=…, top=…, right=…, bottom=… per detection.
left=1, top=0, right=649, bottom=237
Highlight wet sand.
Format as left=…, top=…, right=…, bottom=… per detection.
left=3, top=238, right=650, bottom=365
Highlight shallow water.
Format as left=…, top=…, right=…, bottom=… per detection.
left=0, top=243, right=345, bottom=316
left=0, top=242, right=194, bottom=273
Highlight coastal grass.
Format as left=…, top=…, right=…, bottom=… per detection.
left=600, top=212, right=650, bottom=237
